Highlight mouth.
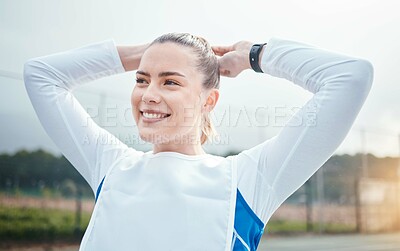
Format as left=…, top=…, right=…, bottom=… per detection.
left=140, top=109, right=171, bottom=122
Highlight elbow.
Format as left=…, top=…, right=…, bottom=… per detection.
left=23, top=60, right=37, bottom=92
left=24, top=59, right=70, bottom=95
left=23, top=58, right=59, bottom=89
left=23, top=60, right=33, bottom=82
left=23, top=58, right=60, bottom=96
left=23, top=59, right=41, bottom=87
left=23, top=59, right=44, bottom=100
left=349, top=59, right=374, bottom=92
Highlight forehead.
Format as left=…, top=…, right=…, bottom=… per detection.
left=140, top=42, right=196, bottom=71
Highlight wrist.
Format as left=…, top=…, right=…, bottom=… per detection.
left=241, top=42, right=253, bottom=70
left=249, top=43, right=267, bottom=73
left=117, top=43, right=149, bottom=71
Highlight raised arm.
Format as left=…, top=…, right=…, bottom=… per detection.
left=23, top=40, right=147, bottom=194
left=214, top=38, right=374, bottom=223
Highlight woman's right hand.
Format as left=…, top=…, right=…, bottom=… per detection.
left=212, top=41, right=253, bottom=78
left=117, top=43, right=149, bottom=71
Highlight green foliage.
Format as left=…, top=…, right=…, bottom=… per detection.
left=40, top=187, right=53, bottom=199
left=60, top=179, right=78, bottom=198
left=267, top=219, right=355, bottom=235
left=0, top=150, right=93, bottom=198
left=1, top=149, right=399, bottom=204
left=0, top=205, right=90, bottom=242
left=267, top=219, right=307, bottom=234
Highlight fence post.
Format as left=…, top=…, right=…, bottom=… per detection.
left=316, top=168, right=325, bottom=234
left=74, top=186, right=82, bottom=236
left=355, top=174, right=362, bottom=233
left=397, top=134, right=400, bottom=230
left=397, top=177, right=400, bottom=230
left=305, top=179, right=313, bottom=232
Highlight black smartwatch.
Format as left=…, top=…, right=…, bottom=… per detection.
left=249, top=43, right=267, bottom=73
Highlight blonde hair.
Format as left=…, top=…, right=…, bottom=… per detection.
left=200, top=113, right=217, bottom=145
left=150, top=32, right=220, bottom=145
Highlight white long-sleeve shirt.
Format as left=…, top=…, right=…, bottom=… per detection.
left=24, top=38, right=373, bottom=251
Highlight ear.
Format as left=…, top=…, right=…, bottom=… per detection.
left=203, top=89, right=219, bottom=112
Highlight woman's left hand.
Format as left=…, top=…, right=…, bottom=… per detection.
left=212, top=41, right=253, bottom=78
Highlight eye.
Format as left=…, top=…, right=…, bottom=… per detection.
left=136, top=78, right=148, bottom=85
left=164, top=80, right=180, bottom=86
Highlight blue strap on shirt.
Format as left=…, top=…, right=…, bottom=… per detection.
left=231, top=189, right=264, bottom=250
left=95, top=176, right=105, bottom=203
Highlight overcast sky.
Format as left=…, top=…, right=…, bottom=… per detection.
left=1, top=0, right=399, bottom=157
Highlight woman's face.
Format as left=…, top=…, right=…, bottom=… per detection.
left=131, top=42, right=208, bottom=145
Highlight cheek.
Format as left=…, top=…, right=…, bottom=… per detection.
left=131, top=88, right=141, bottom=119
left=174, top=93, right=203, bottom=124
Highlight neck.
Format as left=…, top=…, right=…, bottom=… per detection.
left=152, top=143, right=206, bottom=156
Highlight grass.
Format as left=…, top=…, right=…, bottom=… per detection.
left=0, top=204, right=356, bottom=243
left=267, top=219, right=356, bottom=235
left=0, top=205, right=91, bottom=242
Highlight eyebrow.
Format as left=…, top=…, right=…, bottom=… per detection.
left=136, top=70, right=186, bottom=78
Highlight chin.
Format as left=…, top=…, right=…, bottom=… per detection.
left=139, top=130, right=169, bottom=145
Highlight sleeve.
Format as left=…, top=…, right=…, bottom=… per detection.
left=234, top=37, right=374, bottom=224
left=23, top=39, right=143, bottom=195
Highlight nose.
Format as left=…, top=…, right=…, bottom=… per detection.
left=141, top=83, right=161, bottom=103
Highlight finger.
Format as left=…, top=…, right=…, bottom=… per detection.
left=212, top=45, right=233, bottom=56
left=211, top=46, right=226, bottom=56
left=220, top=69, right=228, bottom=76
left=219, top=68, right=231, bottom=77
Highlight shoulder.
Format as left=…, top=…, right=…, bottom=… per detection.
left=231, top=136, right=276, bottom=167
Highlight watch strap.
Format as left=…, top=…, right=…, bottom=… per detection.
left=249, top=43, right=267, bottom=73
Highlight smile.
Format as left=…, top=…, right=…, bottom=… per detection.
left=142, top=112, right=171, bottom=119
left=139, top=109, right=171, bottom=123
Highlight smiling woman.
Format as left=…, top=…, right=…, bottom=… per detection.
left=23, top=32, right=373, bottom=250
left=131, top=34, right=220, bottom=154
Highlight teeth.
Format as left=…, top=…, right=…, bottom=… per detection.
left=142, top=112, right=168, bottom=119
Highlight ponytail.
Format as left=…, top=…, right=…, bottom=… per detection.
left=200, top=113, right=217, bottom=145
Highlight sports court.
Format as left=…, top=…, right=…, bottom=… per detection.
left=3, top=232, right=400, bottom=251
left=258, top=232, right=400, bottom=251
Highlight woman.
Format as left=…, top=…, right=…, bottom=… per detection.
left=24, top=33, right=373, bottom=251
